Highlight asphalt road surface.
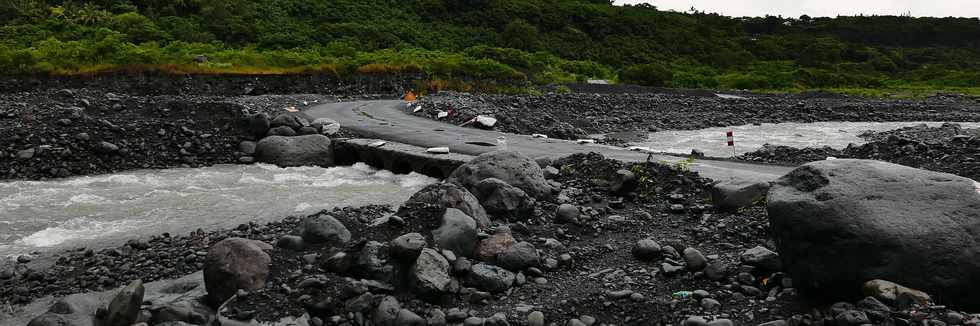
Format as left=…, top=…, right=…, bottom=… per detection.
left=305, top=100, right=794, bottom=183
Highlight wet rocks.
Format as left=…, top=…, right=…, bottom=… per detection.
left=555, top=204, right=579, bottom=224
left=203, top=238, right=271, bottom=305
left=448, top=150, right=554, bottom=200
left=255, top=135, right=333, bottom=167
left=768, top=159, right=980, bottom=308
left=432, top=208, right=479, bottom=257
left=105, top=280, right=145, bottom=326
left=300, top=215, right=351, bottom=247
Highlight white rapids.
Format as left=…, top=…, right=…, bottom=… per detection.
left=630, top=121, right=980, bottom=157
left=0, top=163, right=436, bottom=258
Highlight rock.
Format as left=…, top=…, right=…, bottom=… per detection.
left=711, top=180, right=770, bottom=212
left=94, top=141, right=119, bottom=155
left=433, top=208, right=479, bottom=257
left=555, top=204, right=579, bottom=224
left=255, top=135, right=333, bottom=167
left=396, top=309, right=426, bottom=326
left=862, top=279, right=931, bottom=305
left=683, top=316, right=708, bottom=326
left=398, top=183, right=490, bottom=228
left=632, top=238, right=662, bottom=261
left=447, top=150, right=554, bottom=200
left=373, top=296, right=400, bottom=326
left=768, top=159, right=980, bottom=307
left=298, top=126, right=319, bottom=135
left=609, top=169, right=638, bottom=194
left=740, top=246, right=781, bottom=271
left=476, top=228, right=516, bottom=263
left=944, top=312, right=966, bottom=325
left=428, top=309, right=447, bottom=326
left=411, top=248, right=452, bottom=299
left=249, top=113, right=271, bottom=137
left=275, top=235, right=304, bottom=251
left=16, top=148, right=35, bottom=160
left=267, top=126, right=297, bottom=136
left=271, top=113, right=309, bottom=129
left=496, top=241, right=540, bottom=271
left=542, top=166, right=560, bottom=180
left=106, top=280, right=145, bottom=326
left=704, top=263, right=727, bottom=281
left=528, top=311, right=545, bottom=326
left=311, top=118, right=341, bottom=136
left=700, top=298, right=721, bottom=312
left=467, top=263, right=516, bottom=293
left=390, top=233, right=427, bottom=263
left=683, top=248, right=707, bottom=271
left=834, top=310, right=870, bottom=326
left=203, top=238, right=271, bottom=305
left=150, top=300, right=213, bottom=325
left=300, top=215, right=351, bottom=246
left=238, top=141, right=257, bottom=155
left=486, top=313, right=509, bottom=326
left=472, top=178, right=535, bottom=220
left=28, top=314, right=72, bottom=326
left=706, top=319, right=733, bottom=326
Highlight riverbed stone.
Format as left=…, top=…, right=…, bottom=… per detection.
left=448, top=150, right=554, bottom=200
left=398, top=182, right=490, bottom=228
left=106, top=280, right=144, bottom=326
left=711, top=179, right=770, bottom=212
left=433, top=208, right=479, bottom=257
left=475, top=227, right=516, bottom=263
left=255, top=135, right=333, bottom=167
left=496, top=241, right=540, bottom=271
left=768, top=159, right=980, bottom=308
left=411, top=248, right=452, bottom=299
left=390, top=233, right=427, bottom=263
left=203, top=238, right=271, bottom=305
left=467, top=263, right=516, bottom=293
left=300, top=215, right=351, bottom=247
left=472, top=177, right=535, bottom=220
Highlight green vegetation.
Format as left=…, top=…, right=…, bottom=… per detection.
left=2, top=0, right=979, bottom=95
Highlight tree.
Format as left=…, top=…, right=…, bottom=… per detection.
left=502, top=19, right=540, bottom=51
left=621, top=63, right=673, bottom=87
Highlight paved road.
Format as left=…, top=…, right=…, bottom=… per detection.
left=305, top=100, right=794, bottom=183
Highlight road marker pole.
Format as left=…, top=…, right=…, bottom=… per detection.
left=727, top=130, right=735, bottom=158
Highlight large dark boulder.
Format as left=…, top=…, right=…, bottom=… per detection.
left=397, top=182, right=490, bottom=228
left=767, top=159, right=980, bottom=308
left=203, top=238, right=271, bottom=305
left=447, top=150, right=553, bottom=200
left=255, top=135, right=333, bottom=167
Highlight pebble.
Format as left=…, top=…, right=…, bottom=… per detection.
left=706, top=319, right=734, bottom=326
left=683, top=247, right=707, bottom=271
left=632, top=238, right=662, bottom=261
left=683, top=316, right=708, bottom=326
left=700, top=298, right=721, bottom=312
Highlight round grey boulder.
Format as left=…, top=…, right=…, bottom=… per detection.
left=300, top=215, right=351, bottom=247
left=448, top=150, right=554, bottom=200
left=768, top=159, right=980, bottom=308
left=632, top=238, right=662, bottom=261
left=467, top=263, right=516, bottom=293
left=432, top=208, right=478, bottom=257
left=311, top=118, right=341, bottom=136
left=203, top=238, right=271, bottom=305
left=555, top=204, right=579, bottom=224
left=496, top=241, right=540, bottom=271
left=391, top=233, right=427, bottom=263
left=255, top=135, right=333, bottom=167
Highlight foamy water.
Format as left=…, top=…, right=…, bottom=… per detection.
left=0, top=163, right=435, bottom=257
left=631, top=121, right=980, bottom=157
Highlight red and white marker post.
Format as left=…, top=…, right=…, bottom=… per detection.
left=726, top=130, right=736, bottom=157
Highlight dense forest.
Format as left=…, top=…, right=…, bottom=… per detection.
left=1, top=0, right=979, bottom=94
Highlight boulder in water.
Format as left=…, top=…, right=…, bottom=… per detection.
left=255, top=135, right=333, bottom=167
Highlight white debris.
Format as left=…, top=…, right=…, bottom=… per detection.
left=368, top=141, right=387, bottom=147
left=413, top=104, right=423, bottom=113
left=826, top=156, right=838, bottom=160
left=426, top=147, right=450, bottom=154
left=576, top=139, right=596, bottom=144
left=531, top=134, right=549, bottom=139
left=436, top=111, right=449, bottom=119
left=474, top=115, right=498, bottom=128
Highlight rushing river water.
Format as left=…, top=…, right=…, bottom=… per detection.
left=631, top=121, right=980, bottom=157
left=0, top=163, right=435, bottom=257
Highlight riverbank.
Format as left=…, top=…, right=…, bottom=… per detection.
left=7, top=152, right=977, bottom=326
